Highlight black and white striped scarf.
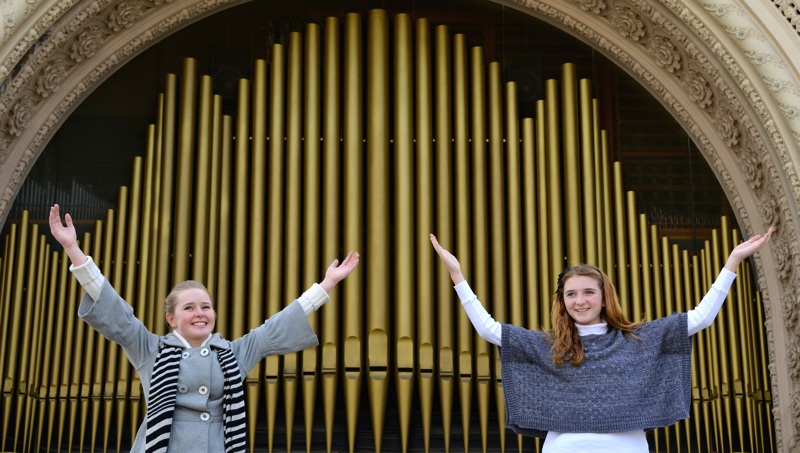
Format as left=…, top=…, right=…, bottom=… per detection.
left=145, top=343, right=246, bottom=453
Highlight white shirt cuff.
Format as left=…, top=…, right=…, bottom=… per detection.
left=716, top=268, right=737, bottom=290
left=69, top=256, right=105, bottom=300
left=297, top=283, right=330, bottom=315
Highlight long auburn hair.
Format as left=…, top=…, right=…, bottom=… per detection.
left=548, top=264, right=641, bottom=366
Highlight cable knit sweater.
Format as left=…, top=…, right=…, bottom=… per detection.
left=500, top=313, right=691, bottom=437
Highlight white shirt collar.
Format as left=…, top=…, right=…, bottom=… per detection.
left=172, top=331, right=213, bottom=348
left=576, top=321, right=608, bottom=336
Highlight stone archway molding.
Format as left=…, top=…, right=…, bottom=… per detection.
left=1, top=0, right=798, bottom=450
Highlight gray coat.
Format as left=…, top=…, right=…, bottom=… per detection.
left=79, top=280, right=319, bottom=452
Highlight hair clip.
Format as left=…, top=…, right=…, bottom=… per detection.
left=555, top=266, right=570, bottom=295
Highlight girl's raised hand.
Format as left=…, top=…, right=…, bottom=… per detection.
left=430, top=234, right=465, bottom=284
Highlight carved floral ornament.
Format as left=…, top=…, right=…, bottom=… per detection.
left=680, top=69, right=713, bottom=108
left=70, top=25, right=107, bottom=62
left=6, top=95, right=36, bottom=137
left=36, top=58, right=70, bottom=97
left=739, top=146, right=764, bottom=189
left=108, top=0, right=147, bottom=32
left=608, top=5, right=645, bottom=41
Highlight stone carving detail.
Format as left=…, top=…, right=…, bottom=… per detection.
left=570, top=0, right=606, bottom=14
left=771, top=0, right=800, bottom=31
left=108, top=0, right=146, bottom=31
left=759, top=194, right=781, bottom=230
left=773, top=235, right=793, bottom=282
left=36, top=58, right=69, bottom=97
left=646, top=35, right=681, bottom=73
left=6, top=95, right=36, bottom=136
left=783, top=283, right=800, bottom=332
left=738, top=146, right=763, bottom=189
left=713, top=107, right=741, bottom=147
left=608, top=5, right=644, bottom=41
left=70, top=25, right=106, bottom=62
left=681, top=69, right=713, bottom=107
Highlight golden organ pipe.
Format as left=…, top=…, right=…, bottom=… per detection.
left=231, top=73, right=257, bottom=450
left=545, top=79, right=563, bottom=277
left=506, top=82, right=523, bottom=329
left=579, top=78, right=597, bottom=265
left=745, top=266, right=762, bottom=452
left=470, top=42, right=488, bottom=453
left=215, top=114, right=233, bottom=339
left=120, top=156, right=144, bottom=450
left=522, top=118, right=540, bottom=331
left=109, top=191, right=128, bottom=451
left=709, top=231, right=731, bottom=452
left=487, top=61, right=507, bottom=453
left=722, top=224, right=746, bottom=450
left=449, top=29, right=467, bottom=453
left=173, top=58, right=197, bottom=283
left=343, top=12, right=364, bottom=453
left=64, top=233, right=85, bottom=452
left=302, top=21, right=322, bottom=453
left=704, top=241, right=726, bottom=452
left=638, top=215, right=653, bottom=322
left=155, top=74, right=177, bottom=337
left=192, top=76, right=213, bottom=284
left=76, top=226, right=100, bottom=453
left=594, top=104, right=607, bottom=271
left=612, top=163, right=629, bottom=313
left=561, top=64, right=581, bottom=264
left=504, top=79, right=526, bottom=453
left=38, top=251, right=59, bottom=453
left=393, top=13, right=415, bottom=453
left=599, top=131, right=613, bottom=273
left=205, top=95, right=223, bottom=304
left=321, top=15, right=341, bottom=453
left=263, top=41, right=287, bottom=451
left=366, top=10, right=390, bottom=452
left=144, top=96, right=163, bottom=332
left=88, top=214, right=109, bottom=453
left=415, top=17, right=436, bottom=453
left=536, top=101, right=551, bottom=330
left=283, top=30, right=304, bottom=451
left=626, top=193, right=642, bottom=322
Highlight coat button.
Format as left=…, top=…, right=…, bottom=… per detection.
left=200, top=412, right=210, bottom=421
left=199, top=386, right=208, bottom=395
left=182, top=351, right=191, bottom=359
left=178, top=385, right=188, bottom=393
left=200, top=348, right=210, bottom=357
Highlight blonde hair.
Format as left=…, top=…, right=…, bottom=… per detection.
left=164, top=280, right=212, bottom=327
left=549, top=265, right=640, bottom=366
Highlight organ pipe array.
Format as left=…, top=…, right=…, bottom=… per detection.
left=0, top=9, right=774, bottom=453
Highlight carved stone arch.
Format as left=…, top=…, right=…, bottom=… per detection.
left=0, top=0, right=798, bottom=449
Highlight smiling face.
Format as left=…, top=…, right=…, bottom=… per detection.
left=165, top=287, right=216, bottom=347
left=562, top=275, right=605, bottom=326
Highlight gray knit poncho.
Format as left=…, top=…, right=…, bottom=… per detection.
left=500, top=313, right=691, bottom=438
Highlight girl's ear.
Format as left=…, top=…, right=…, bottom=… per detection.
left=165, top=313, right=175, bottom=327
